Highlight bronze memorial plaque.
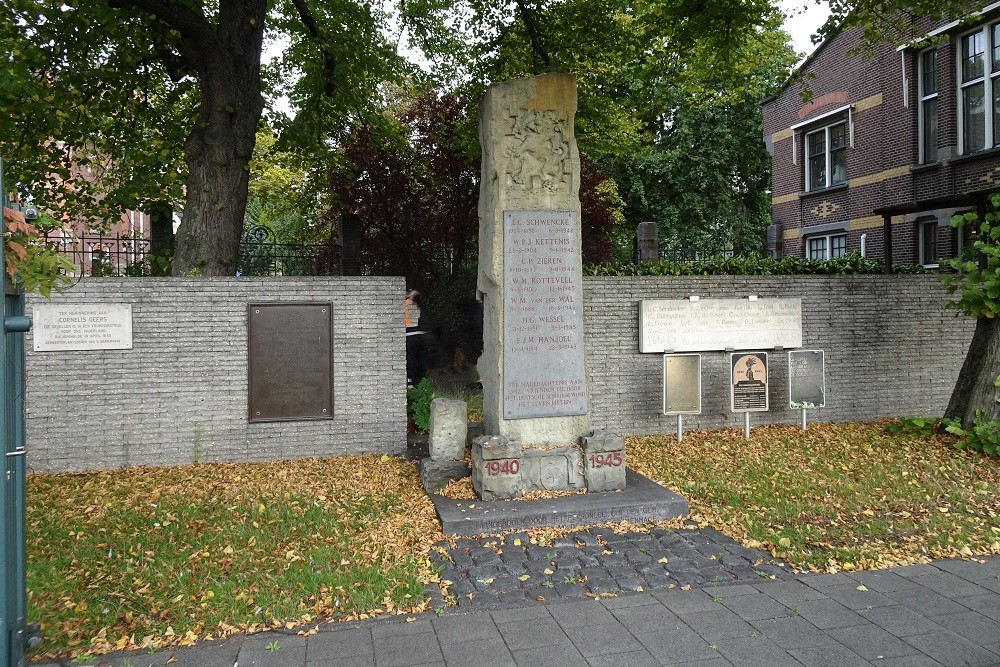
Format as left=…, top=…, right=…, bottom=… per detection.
left=248, top=303, right=333, bottom=422
left=663, top=353, right=702, bottom=415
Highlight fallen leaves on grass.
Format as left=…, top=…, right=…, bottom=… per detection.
left=628, top=421, right=1000, bottom=573
left=26, top=455, right=444, bottom=660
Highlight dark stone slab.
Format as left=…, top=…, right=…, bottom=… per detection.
left=430, top=468, right=688, bottom=535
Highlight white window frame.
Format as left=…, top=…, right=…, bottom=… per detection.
left=918, top=48, right=939, bottom=163
left=806, top=233, right=848, bottom=259
left=804, top=121, right=848, bottom=191
left=958, top=22, right=1000, bottom=154
left=918, top=219, right=940, bottom=267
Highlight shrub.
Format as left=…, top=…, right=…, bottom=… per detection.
left=407, top=377, right=433, bottom=431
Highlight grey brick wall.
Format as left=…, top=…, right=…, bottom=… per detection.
left=23, top=275, right=974, bottom=471
left=582, top=275, right=975, bottom=434
left=24, top=277, right=406, bottom=472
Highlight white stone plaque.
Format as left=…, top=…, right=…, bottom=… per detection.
left=32, top=304, right=133, bottom=351
left=640, top=298, right=802, bottom=353
left=503, top=209, right=587, bottom=419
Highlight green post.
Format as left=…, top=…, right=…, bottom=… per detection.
left=0, top=156, right=30, bottom=667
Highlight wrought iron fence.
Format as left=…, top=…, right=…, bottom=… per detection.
left=43, top=229, right=338, bottom=277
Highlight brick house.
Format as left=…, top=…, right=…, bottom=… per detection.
left=762, top=8, right=1000, bottom=268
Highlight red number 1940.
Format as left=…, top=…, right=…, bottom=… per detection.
left=485, top=459, right=520, bottom=476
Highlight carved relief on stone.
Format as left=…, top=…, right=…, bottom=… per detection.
left=504, top=107, right=571, bottom=192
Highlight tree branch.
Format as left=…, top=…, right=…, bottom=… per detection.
left=290, top=0, right=338, bottom=96
left=515, top=0, right=550, bottom=72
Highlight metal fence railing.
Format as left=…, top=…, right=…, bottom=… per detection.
left=43, top=230, right=338, bottom=277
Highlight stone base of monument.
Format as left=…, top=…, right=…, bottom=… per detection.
left=430, top=468, right=689, bottom=536
left=420, top=459, right=472, bottom=494
left=470, top=431, right=627, bottom=500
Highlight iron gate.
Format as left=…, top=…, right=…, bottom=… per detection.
left=1, top=157, right=31, bottom=667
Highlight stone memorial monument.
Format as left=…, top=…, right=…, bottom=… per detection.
left=473, top=72, right=624, bottom=499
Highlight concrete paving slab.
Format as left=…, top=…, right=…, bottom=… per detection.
left=511, top=643, right=588, bottom=666
left=564, top=622, right=644, bottom=657
left=583, top=648, right=661, bottom=667
left=748, top=616, right=838, bottom=650
left=712, top=635, right=801, bottom=667
left=787, top=643, right=874, bottom=667
left=902, top=629, right=1000, bottom=667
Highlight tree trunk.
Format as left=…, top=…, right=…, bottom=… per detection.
left=169, top=2, right=266, bottom=276
left=945, top=315, right=1000, bottom=426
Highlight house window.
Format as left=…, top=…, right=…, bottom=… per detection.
left=805, top=121, right=847, bottom=191
left=919, top=49, right=938, bottom=163
left=958, top=23, right=1000, bottom=153
left=806, top=233, right=848, bottom=259
left=918, top=220, right=939, bottom=266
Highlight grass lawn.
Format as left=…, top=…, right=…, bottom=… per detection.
left=24, top=421, right=1000, bottom=660
left=629, top=421, right=1000, bottom=572
left=26, top=455, right=443, bottom=660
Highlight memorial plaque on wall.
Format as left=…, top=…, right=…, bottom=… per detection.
left=789, top=349, right=825, bottom=408
left=731, top=352, right=769, bottom=412
left=639, top=298, right=802, bottom=353
left=248, top=303, right=333, bottom=422
left=503, top=209, right=587, bottom=419
left=663, top=353, right=701, bottom=415
left=33, top=303, right=133, bottom=351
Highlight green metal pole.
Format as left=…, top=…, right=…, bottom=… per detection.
left=0, top=155, right=29, bottom=667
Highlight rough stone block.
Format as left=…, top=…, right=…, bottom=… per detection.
left=583, top=431, right=626, bottom=492
left=582, top=430, right=625, bottom=453
left=520, top=445, right=584, bottom=492
left=429, top=398, right=468, bottom=461
left=420, top=458, right=471, bottom=493
left=472, top=436, right=522, bottom=500
left=472, top=435, right=522, bottom=460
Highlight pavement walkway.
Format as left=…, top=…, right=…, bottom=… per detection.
left=33, top=554, right=1000, bottom=667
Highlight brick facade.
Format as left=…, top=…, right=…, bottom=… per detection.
left=763, top=11, right=1000, bottom=265
left=24, top=277, right=406, bottom=472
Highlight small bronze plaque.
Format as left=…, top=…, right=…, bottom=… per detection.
left=248, top=303, right=333, bottom=422
left=663, top=353, right=702, bottom=415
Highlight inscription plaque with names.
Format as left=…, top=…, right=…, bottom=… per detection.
left=731, top=352, right=769, bottom=412
left=789, top=349, right=826, bottom=408
left=639, top=298, right=802, bottom=353
left=248, top=303, right=333, bottom=422
left=503, top=209, right=587, bottom=420
left=663, top=353, right=702, bottom=415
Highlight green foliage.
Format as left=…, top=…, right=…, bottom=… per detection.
left=945, top=411, right=1000, bottom=456
left=584, top=253, right=928, bottom=277
left=944, top=194, right=1000, bottom=318
left=407, top=378, right=434, bottom=432
left=883, top=416, right=950, bottom=437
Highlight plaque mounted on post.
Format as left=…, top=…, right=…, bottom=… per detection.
left=663, top=354, right=701, bottom=415
left=248, top=303, right=334, bottom=422
left=730, top=352, right=769, bottom=412
left=789, top=350, right=825, bottom=409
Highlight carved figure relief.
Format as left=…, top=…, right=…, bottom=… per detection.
left=506, top=108, right=571, bottom=192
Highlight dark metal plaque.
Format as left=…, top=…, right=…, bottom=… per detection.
left=663, top=354, right=701, bottom=415
left=248, top=303, right=333, bottom=422
left=789, top=350, right=825, bottom=408
left=730, top=352, right=769, bottom=412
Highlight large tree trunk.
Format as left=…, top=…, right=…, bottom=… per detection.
left=946, top=316, right=1000, bottom=426
left=169, top=2, right=266, bottom=276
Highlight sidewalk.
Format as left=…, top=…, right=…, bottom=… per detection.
left=33, top=555, right=1000, bottom=667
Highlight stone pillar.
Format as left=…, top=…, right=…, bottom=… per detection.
left=582, top=431, right=626, bottom=492
left=636, top=221, right=658, bottom=262
left=476, top=73, right=590, bottom=446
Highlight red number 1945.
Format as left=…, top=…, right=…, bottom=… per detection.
left=588, top=452, right=623, bottom=468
